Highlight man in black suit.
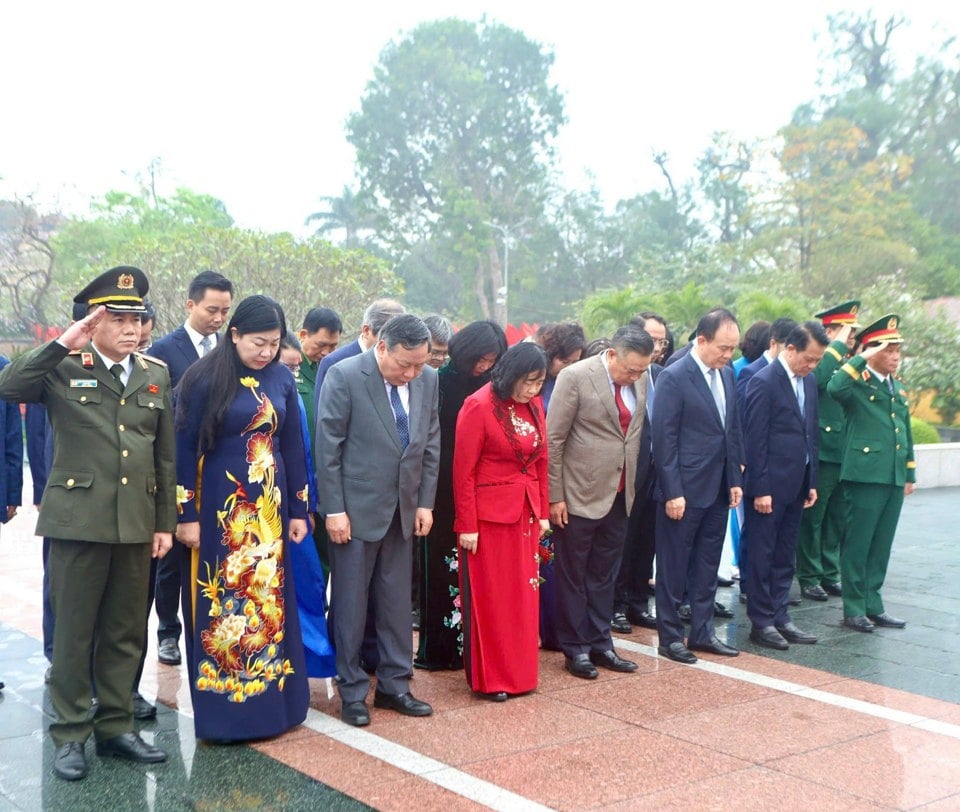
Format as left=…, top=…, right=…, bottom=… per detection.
left=612, top=312, right=667, bottom=633
left=742, top=321, right=828, bottom=650
left=146, top=271, right=233, bottom=669
left=653, top=308, right=745, bottom=664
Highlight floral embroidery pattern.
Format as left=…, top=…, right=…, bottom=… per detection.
left=442, top=549, right=464, bottom=654
left=195, top=377, right=293, bottom=702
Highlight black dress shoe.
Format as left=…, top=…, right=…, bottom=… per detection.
left=132, top=691, right=157, bottom=720
left=590, top=649, right=639, bottom=672
left=373, top=691, right=433, bottom=716
left=788, top=597, right=802, bottom=606
left=626, top=609, right=659, bottom=629
left=843, top=615, right=874, bottom=633
left=749, top=626, right=789, bottom=650
left=475, top=691, right=508, bottom=702
left=678, top=604, right=692, bottom=622
left=823, top=581, right=843, bottom=597
left=717, top=576, right=735, bottom=587
left=713, top=601, right=734, bottom=619
left=564, top=654, right=599, bottom=679
left=157, top=638, right=181, bottom=665
left=776, top=622, right=818, bottom=644
left=801, top=584, right=829, bottom=602
left=657, top=642, right=697, bottom=664
left=54, top=742, right=88, bottom=780
left=689, top=636, right=739, bottom=656
left=868, top=613, right=906, bottom=628
left=610, top=612, right=632, bottom=634
left=95, top=732, right=166, bottom=763
left=341, top=701, right=370, bottom=726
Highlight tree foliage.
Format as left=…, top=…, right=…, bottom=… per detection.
left=347, top=18, right=564, bottom=322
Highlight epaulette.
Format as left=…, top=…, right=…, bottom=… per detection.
left=137, top=352, right=168, bottom=368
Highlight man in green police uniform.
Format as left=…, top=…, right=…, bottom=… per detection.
left=795, top=301, right=859, bottom=602
left=0, top=266, right=177, bottom=780
left=827, top=314, right=915, bottom=633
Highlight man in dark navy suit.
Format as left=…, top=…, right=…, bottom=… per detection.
left=146, top=271, right=233, bottom=669
left=742, top=321, right=828, bottom=650
left=653, top=308, right=744, bottom=664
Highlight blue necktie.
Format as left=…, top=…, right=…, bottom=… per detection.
left=795, top=375, right=805, bottom=416
left=390, top=385, right=409, bottom=450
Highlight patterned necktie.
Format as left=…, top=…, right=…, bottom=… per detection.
left=199, top=335, right=213, bottom=357
left=709, top=368, right=725, bottom=426
left=645, top=376, right=655, bottom=421
left=795, top=374, right=805, bottom=416
left=390, top=385, right=409, bottom=450
left=109, top=363, right=125, bottom=387
left=614, top=385, right=631, bottom=435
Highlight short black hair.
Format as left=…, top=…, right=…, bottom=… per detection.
left=630, top=311, right=667, bottom=332
left=696, top=308, right=739, bottom=341
left=302, top=307, right=342, bottom=335
left=739, top=321, right=771, bottom=362
left=771, top=317, right=798, bottom=345
left=611, top=326, right=654, bottom=357
left=141, top=298, right=157, bottom=325
left=787, top=320, right=830, bottom=351
left=584, top=337, right=612, bottom=358
left=188, top=271, right=233, bottom=302
left=379, top=313, right=430, bottom=350
left=447, top=320, right=508, bottom=375
left=491, top=342, right=547, bottom=400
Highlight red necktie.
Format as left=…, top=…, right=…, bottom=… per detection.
left=614, top=385, right=631, bottom=435
left=614, top=385, right=631, bottom=492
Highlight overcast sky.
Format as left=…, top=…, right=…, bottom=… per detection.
left=2, top=1, right=957, bottom=236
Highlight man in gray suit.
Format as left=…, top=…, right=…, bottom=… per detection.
left=548, top=326, right=654, bottom=679
left=316, top=314, right=440, bottom=726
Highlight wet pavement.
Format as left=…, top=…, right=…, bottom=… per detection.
left=1, top=481, right=958, bottom=811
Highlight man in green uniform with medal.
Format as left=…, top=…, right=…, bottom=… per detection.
left=828, top=314, right=915, bottom=632
left=0, top=267, right=177, bottom=780
left=795, top=301, right=859, bottom=602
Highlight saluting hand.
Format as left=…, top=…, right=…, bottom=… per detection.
left=59, top=305, right=107, bottom=350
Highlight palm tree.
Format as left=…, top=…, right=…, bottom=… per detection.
left=305, top=186, right=378, bottom=247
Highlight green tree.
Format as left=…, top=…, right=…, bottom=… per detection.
left=50, top=187, right=400, bottom=336
left=346, top=18, right=565, bottom=323
left=305, top=185, right=378, bottom=249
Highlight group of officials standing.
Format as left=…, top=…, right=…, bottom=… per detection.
left=0, top=262, right=917, bottom=782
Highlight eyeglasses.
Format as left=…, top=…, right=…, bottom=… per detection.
left=282, top=362, right=301, bottom=374
left=429, top=350, right=449, bottom=361
left=652, top=338, right=669, bottom=348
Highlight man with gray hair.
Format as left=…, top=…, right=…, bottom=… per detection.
left=316, top=314, right=441, bottom=726
left=423, top=313, right=453, bottom=369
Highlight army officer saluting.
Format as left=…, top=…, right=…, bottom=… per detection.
left=0, top=267, right=177, bottom=780
left=827, top=314, right=915, bottom=633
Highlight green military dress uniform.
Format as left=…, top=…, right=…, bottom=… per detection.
left=0, top=271, right=177, bottom=751
left=795, top=337, right=849, bottom=590
left=827, top=320, right=915, bottom=621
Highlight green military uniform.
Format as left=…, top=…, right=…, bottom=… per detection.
left=0, top=269, right=176, bottom=751
left=795, top=300, right=861, bottom=593
left=827, top=316, right=915, bottom=621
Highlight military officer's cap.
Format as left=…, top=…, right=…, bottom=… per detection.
left=856, top=314, right=903, bottom=346
left=815, top=300, right=861, bottom=327
left=74, top=266, right=150, bottom=314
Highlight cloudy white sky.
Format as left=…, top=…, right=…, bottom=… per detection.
left=2, top=1, right=957, bottom=235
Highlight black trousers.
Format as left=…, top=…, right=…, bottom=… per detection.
left=554, top=493, right=628, bottom=659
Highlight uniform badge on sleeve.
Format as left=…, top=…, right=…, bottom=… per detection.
left=148, top=384, right=159, bottom=394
